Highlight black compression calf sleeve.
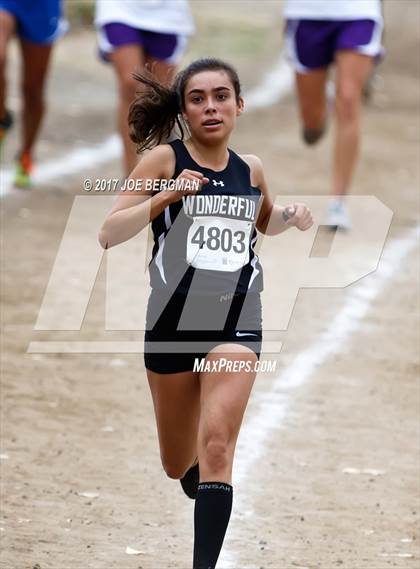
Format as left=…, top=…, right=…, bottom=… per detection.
left=193, top=482, right=233, bottom=569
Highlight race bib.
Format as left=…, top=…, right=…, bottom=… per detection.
left=186, top=217, right=253, bottom=272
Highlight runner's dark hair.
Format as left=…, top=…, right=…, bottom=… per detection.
left=128, top=58, right=242, bottom=153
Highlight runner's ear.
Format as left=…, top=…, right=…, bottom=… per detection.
left=236, top=97, right=244, bottom=116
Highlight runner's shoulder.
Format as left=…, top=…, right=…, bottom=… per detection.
left=239, top=154, right=264, bottom=187
left=138, top=144, right=176, bottom=179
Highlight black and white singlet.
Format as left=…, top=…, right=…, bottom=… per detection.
left=149, top=139, right=263, bottom=296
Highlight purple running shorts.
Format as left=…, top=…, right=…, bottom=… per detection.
left=285, top=19, right=383, bottom=72
left=98, top=22, right=188, bottom=64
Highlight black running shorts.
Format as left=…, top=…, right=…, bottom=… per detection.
left=144, top=289, right=262, bottom=374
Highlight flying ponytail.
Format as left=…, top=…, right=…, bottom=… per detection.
left=128, top=71, right=184, bottom=153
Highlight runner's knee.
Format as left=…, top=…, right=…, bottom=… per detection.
left=199, top=431, right=230, bottom=473
left=335, top=90, right=360, bottom=123
left=161, top=456, right=191, bottom=480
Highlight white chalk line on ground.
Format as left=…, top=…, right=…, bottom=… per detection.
left=0, top=55, right=293, bottom=198
left=0, top=134, right=121, bottom=198
left=218, top=224, right=420, bottom=568
left=244, top=53, right=294, bottom=111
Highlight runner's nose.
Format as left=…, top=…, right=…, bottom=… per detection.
left=204, top=97, right=217, bottom=113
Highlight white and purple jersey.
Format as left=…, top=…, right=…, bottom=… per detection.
left=95, top=0, right=194, bottom=35
left=284, top=0, right=384, bottom=72
left=95, top=0, right=194, bottom=63
left=284, top=0, right=383, bottom=22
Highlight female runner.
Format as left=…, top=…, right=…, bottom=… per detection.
left=284, top=0, right=384, bottom=229
left=99, top=58, right=313, bottom=569
left=0, top=0, right=66, bottom=186
left=95, top=0, right=194, bottom=175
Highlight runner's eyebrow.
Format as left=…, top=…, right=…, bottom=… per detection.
left=187, top=86, right=232, bottom=95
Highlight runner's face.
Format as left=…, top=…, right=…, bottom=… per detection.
left=183, top=70, right=243, bottom=143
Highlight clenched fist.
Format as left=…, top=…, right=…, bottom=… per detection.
left=282, top=203, right=313, bottom=231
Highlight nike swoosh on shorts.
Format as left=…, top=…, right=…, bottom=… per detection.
left=235, top=331, right=258, bottom=337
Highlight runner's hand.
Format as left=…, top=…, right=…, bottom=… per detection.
left=282, top=203, right=313, bottom=231
left=167, top=169, right=209, bottom=203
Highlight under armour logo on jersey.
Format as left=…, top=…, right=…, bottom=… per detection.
left=212, top=180, right=225, bottom=187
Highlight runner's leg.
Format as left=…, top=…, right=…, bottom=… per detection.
left=147, top=369, right=201, bottom=479
left=145, top=56, right=176, bottom=86
left=295, top=68, right=329, bottom=144
left=193, top=344, right=257, bottom=569
left=333, top=51, right=373, bottom=197
left=0, top=9, right=15, bottom=119
left=110, top=44, right=146, bottom=175
left=19, top=39, right=53, bottom=155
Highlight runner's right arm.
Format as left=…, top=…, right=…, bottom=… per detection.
left=98, top=145, right=207, bottom=249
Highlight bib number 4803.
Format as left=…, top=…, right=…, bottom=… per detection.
left=186, top=217, right=252, bottom=272
left=191, top=225, right=246, bottom=253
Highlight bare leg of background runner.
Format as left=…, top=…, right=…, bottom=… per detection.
left=110, top=44, right=146, bottom=175
left=295, top=67, right=329, bottom=144
left=0, top=10, right=15, bottom=119
left=333, top=51, right=373, bottom=197
left=145, top=56, right=176, bottom=86
left=19, top=40, right=53, bottom=155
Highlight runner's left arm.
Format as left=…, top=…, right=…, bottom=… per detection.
left=242, top=154, right=313, bottom=235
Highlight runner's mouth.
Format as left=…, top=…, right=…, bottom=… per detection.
left=202, top=119, right=223, bottom=126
